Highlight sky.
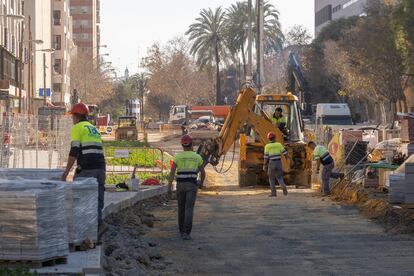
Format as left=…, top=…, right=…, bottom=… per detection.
left=100, top=0, right=314, bottom=76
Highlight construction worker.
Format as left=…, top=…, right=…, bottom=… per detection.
left=61, top=103, right=107, bottom=235
left=272, top=107, right=288, bottom=136
left=263, top=132, right=288, bottom=197
left=307, top=141, right=343, bottom=196
left=168, top=135, right=206, bottom=240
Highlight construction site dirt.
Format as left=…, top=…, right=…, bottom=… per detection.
left=101, top=136, right=414, bottom=275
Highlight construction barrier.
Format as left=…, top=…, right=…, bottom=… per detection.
left=104, top=146, right=173, bottom=185
left=0, top=114, right=72, bottom=169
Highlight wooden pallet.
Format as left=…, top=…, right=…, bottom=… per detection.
left=0, top=256, right=67, bottom=268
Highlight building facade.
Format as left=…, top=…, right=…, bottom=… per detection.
left=52, top=0, right=76, bottom=108
left=315, top=0, right=368, bottom=36
left=69, top=0, right=100, bottom=61
left=0, top=0, right=25, bottom=115
left=23, top=0, right=54, bottom=113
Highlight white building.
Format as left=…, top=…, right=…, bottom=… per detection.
left=23, top=0, right=54, bottom=113
left=0, top=0, right=25, bottom=115
left=315, top=0, right=368, bottom=36
left=51, top=0, right=76, bottom=108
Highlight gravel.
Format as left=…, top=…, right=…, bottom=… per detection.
left=102, top=195, right=176, bottom=276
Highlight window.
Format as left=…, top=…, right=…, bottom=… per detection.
left=11, top=0, right=14, bottom=10
left=315, top=5, right=332, bottom=27
left=11, top=35, right=15, bottom=53
left=53, top=83, right=62, bottom=93
left=332, top=5, right=342, bottom=13
left=54, top=59, right=62, bottom=74
left=81, top=6, right=88, bottom=13
left=54, top=35, right=61, bottom=50
left=4, top=28, right=8, bottom=48
left=53, top=10, right=61, bottom=25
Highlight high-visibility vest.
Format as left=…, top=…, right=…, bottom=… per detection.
left=70, top=120, right=105, bottom=170
left=264, top=142, right=288, bottom=161
left=173, top=151, right=203, bottom=182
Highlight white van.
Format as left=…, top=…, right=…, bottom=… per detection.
left=316, top=103, right=353, bottom=126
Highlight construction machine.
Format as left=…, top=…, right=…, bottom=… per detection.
left=198, top=87, right=311, bottom=188
left=115, top=116, right=138, bottom=141
left=287, top=52, right=313, bottom=117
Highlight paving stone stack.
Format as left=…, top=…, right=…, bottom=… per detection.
left=388, top=173, right=405, bottom=204
left=67, top=178, right=98, bottom=244
left=405, top=163, right=414, bottom=204
left=0, top=181, right=68, bottom=261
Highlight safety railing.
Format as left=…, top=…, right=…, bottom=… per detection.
left=0, top=114, right=71, bottom=169
left=104, top=146, right=173, bottom=186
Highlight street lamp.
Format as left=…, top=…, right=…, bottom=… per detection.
left=36, top=48, right=55, bottom=106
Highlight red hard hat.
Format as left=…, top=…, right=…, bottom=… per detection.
left=181, top=134, right=193, bottom=146
left=267, top=132, right=276, bottom=140
left=71, top=103, right=89, bottom=115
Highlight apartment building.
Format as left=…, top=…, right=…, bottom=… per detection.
left=70, top=0, right=100, bottom=61
left=0, top=0, right=25, bottom=114
left=315, top=0, right=368, bottom=36
left=52, top=0, right=76, bottom=107
left=23, top=0, right=54, bottom=112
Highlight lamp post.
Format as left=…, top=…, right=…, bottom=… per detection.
left=36, top=48, right=55, bottom=106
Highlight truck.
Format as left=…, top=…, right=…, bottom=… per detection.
left=169, top=105, right=231, bottom=125
left=198, top=87, right=311, bottom=188
left=315, top=103, right=353, bottom=126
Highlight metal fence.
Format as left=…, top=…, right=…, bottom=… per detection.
left=0, top=114, right=72, bottom=169
left=104, top=146, right=173, bottom=185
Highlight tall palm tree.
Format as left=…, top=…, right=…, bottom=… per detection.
left=225, top=1, right=285, bottom=71
left=225, top=2, right=249, bottom=76
left=186, top=7, right=228, bottom=105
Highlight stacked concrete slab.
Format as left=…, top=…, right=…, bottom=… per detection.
left=388, top=173, right=405, bottom=203
left=0, top=181, right=68, bottom=261
left=67, top=178, right=98, bottom=244
left=405, top=163, right=414, bottom=204
left=0, top=169, right=98, bottom=253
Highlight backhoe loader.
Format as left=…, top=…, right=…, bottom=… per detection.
left=198, top=87, right=311, bottom=187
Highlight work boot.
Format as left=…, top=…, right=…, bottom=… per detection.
left=282, top=186, right=288, bottom=196
left=339, top=173, right=345, bottom=180
left=182, top=233, right=192, bottom=240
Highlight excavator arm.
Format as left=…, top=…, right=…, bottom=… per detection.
left=288, top=52, right=312, bottom=116
left=199, top=88, right=283, bottom=166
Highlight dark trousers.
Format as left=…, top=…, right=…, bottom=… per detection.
left=74, top=169, right=106, bottom=225
left=321, top=162, right=342, bottom=194
left=176, top=182, right=197, bottom=235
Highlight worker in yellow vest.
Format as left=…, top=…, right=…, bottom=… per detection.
left=308, top=141, right=344, bottom=196
left=61, top=103, right=107, bottom=238
left=263, top=132, right=288, bottom=197
left=168, top=135, right=206, bottom=240
left=271, top=107, right=288, bottom=137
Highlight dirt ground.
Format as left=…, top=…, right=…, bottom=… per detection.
left=102, top=134, right=414, bottom=275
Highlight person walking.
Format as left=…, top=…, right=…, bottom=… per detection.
left=61, top=103, right=107, bottom=236
left=168, top=135, right=206, bottom=240
left=307, top=141, right=343, bottom=196
left=263, top=132, right=288, bottom=197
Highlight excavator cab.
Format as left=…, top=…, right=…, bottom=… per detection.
left=256, top=93, right=305, bottom=142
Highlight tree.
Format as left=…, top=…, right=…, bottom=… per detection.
left=285, top=25, right=312, bottom=46
left=186, top=7, right=228, bottom=105
left=142, top=38, right=214, bottom=119
left=224, top=1, right=284, bottom=75
left=70, top=51, right=113, bottom=104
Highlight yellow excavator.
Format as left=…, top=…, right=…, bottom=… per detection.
left=198, top=87, right=311, bottom=188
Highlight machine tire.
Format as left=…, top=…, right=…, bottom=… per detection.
left=238, top=165, right=257, bottom=187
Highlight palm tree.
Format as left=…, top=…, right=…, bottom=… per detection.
left=186, top=7, right=228, bottom=105
left=225, top=2, right=249, bottom=76
left=225, top=1, right=285, bottom=73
